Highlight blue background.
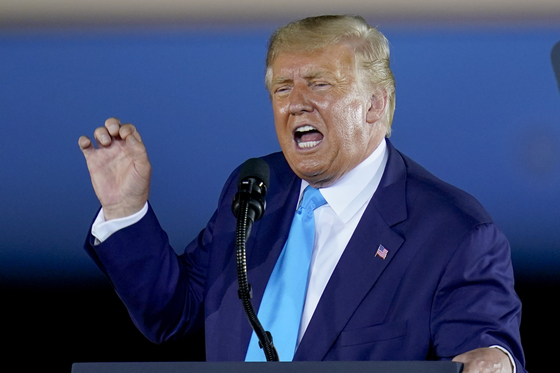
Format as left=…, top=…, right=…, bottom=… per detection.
left=1, top=23, right=559, bottom=371
left=1, top=25, right=559, bottom=284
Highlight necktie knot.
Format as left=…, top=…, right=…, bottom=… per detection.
left=299, top=186, right=326, bottom=211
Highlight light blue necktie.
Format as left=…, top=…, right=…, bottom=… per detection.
left=245, top=186, right=327, bottom=361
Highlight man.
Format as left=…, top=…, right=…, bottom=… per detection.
left=79, top=15, right=526, bottom=373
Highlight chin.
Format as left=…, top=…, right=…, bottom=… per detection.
left=283, top=149, right=336, bottom=184
left=288, top=157, right=322, bottom=177
left=295, top=167, right=337, bottom=188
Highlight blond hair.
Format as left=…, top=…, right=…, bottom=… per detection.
left=265, top=15, right=396, bottom=136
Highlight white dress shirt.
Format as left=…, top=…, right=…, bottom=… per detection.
left=296, top=139, right=388, bottom=343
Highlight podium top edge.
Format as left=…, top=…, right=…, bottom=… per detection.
left=72, top=361, right=463, bottom=373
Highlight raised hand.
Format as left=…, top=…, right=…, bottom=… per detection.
left=79, top=118, right=151, bottom=220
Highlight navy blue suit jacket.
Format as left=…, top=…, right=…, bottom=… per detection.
left=85, top=140, right=525, bottom=370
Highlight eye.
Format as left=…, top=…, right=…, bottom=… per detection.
left=312, top=81, right=331, bottom=89
left=274, top=85, right=292, bottom=96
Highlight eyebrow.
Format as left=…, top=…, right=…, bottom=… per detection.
left=271, top=70, right=337, bottom=87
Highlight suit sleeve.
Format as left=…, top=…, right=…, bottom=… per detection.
left=83, top=169, right=238, bottom=344
left=430, top=222, right=526, bottom=371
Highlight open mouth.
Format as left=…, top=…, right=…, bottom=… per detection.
left=294, top=125, right=324, bottom=149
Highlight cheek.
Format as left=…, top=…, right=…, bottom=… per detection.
left=273, top=100, right=289, bottom=116
left=272, top=104, right=290, bottom=137
left=273, top=123, right=290, bottom=148
left=330, top=99, right=367, bottom=146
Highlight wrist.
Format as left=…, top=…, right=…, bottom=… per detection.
left=102, top=202, right=147, bottom=221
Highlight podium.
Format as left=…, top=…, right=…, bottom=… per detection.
left=72, top=361, right=463, bottom=373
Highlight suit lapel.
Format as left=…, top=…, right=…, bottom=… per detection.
left=294, top=140, right=408, bottom=360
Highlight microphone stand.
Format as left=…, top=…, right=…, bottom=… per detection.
left=235, top=182, right=279, bottom=362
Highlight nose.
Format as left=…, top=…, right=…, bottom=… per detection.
left=289, top=82, right=313, bottom=115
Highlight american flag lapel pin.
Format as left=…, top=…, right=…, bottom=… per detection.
left=375, top=244, right=389, bottom=260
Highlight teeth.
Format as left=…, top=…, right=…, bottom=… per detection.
left=294, top=125, right=322, bottom=149
left=299, top=140, right=321, bottom=148
left=295, top=125, right=317, bottom=133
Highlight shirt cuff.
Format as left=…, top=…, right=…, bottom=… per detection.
left=490, top=345, right=516, bottom=373
left=91, top=202, right=149, bottom=244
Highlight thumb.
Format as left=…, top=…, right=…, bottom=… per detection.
left=119, top=124, right=147, bottom=159
left=125, top=129, right=147, bottom=158
left=124, top=128, right=151, bottom=177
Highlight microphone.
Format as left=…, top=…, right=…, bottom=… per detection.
left=552, top=40, right=560, bottom=95
left=231, top=158, right=278, bottom=362
left=232, top=158, right=270, bottom=237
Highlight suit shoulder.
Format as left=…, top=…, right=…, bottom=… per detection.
left=224, top=152, right=288, bottom=187
left=260, top=151, right=298, bottom=188
left=398, top=151, right=493, bottom=226
left=221, top=152, right=297, bottom=200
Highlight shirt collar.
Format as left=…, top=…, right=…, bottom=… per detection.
left=300, top=138, right=389, bottom=223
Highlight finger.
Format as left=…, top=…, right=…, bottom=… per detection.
left=78, top=135, right=94, bottom=155
left=94, top=126, right=112, bottom=146
left=119, top=123, right=143, bottom=144
left=105, top=117, right=121, bottom=137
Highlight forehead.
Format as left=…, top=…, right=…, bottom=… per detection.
left=270, top=43, right=356, bottom=81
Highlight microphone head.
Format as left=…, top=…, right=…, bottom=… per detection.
left=238, top=158, right=270, bottom=189
left=552, top=40, right=560, bottom=96
left=232, top=158, right=270, bottom=222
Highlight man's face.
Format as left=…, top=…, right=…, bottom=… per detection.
left=270, top=43, right=387, bottom=188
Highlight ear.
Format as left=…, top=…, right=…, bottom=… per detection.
left=366, top=89, right=388, bottom=124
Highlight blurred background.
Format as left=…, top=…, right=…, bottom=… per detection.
left=1, top=1, right=559, bottom=371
